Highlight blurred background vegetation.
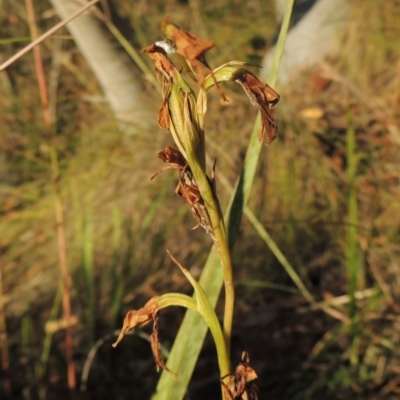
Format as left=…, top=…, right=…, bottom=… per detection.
left=1, top=0, right=400, bottom=399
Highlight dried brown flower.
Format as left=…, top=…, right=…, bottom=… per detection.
left=112, top=297, right=159, bottom=347
left=141, top=43, right=178, bottom=82
left=235, top=70, right=280, bottom=145
left=162, top=17, right=215, bottom=69
left=222, top=351, right=259, bottom=400
left=112, top=297, right=177, bottom=378
left=161, top=18, right=227, bottom=100
left=152, top=147, right=216, bottom=241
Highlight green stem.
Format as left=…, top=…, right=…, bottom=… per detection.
left=189, top=159, right=234, bottom=359
left=158, top=292, right=230, bottom=381
left=158, top=293, right=198, bottom=311
left=169, top=82, right=234, bottom=360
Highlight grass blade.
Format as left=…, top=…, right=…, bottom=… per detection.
left=244, top=206, right=314, bottom=302
left=346, top=114, right=358, bottom=320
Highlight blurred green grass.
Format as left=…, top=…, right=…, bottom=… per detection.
left=1, top=0, right=400, bottom=399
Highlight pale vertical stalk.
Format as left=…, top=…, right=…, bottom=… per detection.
left=53, top=165, right=76, bottom=389
left=346, top=115, right=358, bottom=320
left=0, top=0, right=101, bottom=71
left=40, top=283, right=62, bottom=378
left=0, top=256, right=11, bottom=395
left=346, top=114, right=360, bottom=369
left=25, top=0, right=76, bottom=389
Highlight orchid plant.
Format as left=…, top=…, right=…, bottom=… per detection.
left=112, top=18, right=280, bottom=400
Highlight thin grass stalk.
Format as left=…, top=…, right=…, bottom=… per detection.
left=153, top=2, right=295, bottom=399
left=139, top=184, right=171, bottom=239
left=346, top=114, right=358, bottom=320
left=212, top=156, right=313, bottom=303
left=24, top=0, right=76, bottom=389
left=244, top=207, right=314, bottom=302
left=83, top=205, right=95, bottom=344
left=346, top=114, right=361, bottom=369
left=70, top=184, right=97, bottom=342
left=21, top=313, right=34, bottom=383
left=0, top=37, right=31, bottom=45
left=39, top=283, right=62, bottom=378
left=50, top=86, right=77, bottom=391
left=109, top=207, right=123, bottom=329
left=210, top=153, right=313, bottom=303
left=0, top=256, right=11, bottom=396
left=102, top=18, right=160, bottom=92
left=0, top=0, right=100, bottom=71
left=243, top=203, right=347, bottom=321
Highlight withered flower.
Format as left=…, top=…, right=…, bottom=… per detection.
left=150, top=312, right=176, bottom=378
left=222, top=351, right=259, bottom=400
left=202, top=62, right=280, bottom=145
left=161, top=18, right=227, bottom=101
left=112, top=297, right=176, bottom=378
left=157, top=146, right=187, bottom=171
left=235, top=70, right=280, bottom=146
left=112, top=297, right=159, bottom=347
left=141, top=44, right=178, bottom=130
left=141, top=43, right=179, bottom=83
left=152, top=147, right=216, bottom=241
left=162, top=17, right=215, bottom=72
left=142, top=43, right=204, bottom=170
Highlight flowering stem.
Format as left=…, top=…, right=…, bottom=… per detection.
left=167, top=81, right=234, bottom=360
left=188, top=156, right=234, bottom=359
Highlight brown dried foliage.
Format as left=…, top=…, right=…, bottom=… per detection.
left=112, top=297, right=159, bottom=347
left=161, top=17, right=227, bottom=100
left=151, top=311, right=177, bottom=379
left=152, top=147, right=216, bottom=241
left=112, top=297, right=176, bottom=378
left=222, top=352, right=259, bottom=400
left=141, top=43, right=177, bottom=82
left=162, top=16, right=215, bottom=68
left=141, top=44, right=177, bottom=129
left=235, top=71, right=280, bottom=145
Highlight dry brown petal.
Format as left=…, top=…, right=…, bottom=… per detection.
left=222, top=351, right=259, bottom=400
left=151, top=147, right=216, bottom=240
left=235, top=71, right=280, bottom=145
left=151, top=147, right=187, bottom=180
left=150, top=312, right=177, bottom=379
left=112, top=297, right=159, bottom=347
left=141, top=44, right=177, bottom=129
left=257, top=107, right=278, bottom=145
left=158, top=146, right=187, bottom=168
left=141, top=44, right=177, bottom=81
left=162, top=17, right=215, bottom=63
left=112, top=298, right=177, bottom=379
left=158, top=97, right=170, bottom=129
left=161, top=18, right=227, bottom=100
